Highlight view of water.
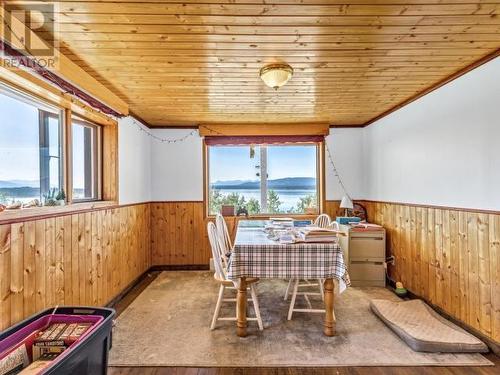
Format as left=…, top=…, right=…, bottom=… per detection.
left=214, top=188, right=316, bottom=211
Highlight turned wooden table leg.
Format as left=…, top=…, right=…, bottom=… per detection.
left=236, top=277, right=247, bottom=337
left=323, top=278, right=336, bottom=336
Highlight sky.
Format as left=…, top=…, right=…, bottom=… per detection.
left=0, top=92, right=40, bottom=183
left=208, top=145, right=317, bottom=182
left=0, top=90, right=85, bottom=189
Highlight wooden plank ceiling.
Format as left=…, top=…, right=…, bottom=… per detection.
left=27, top=1, right=500, bottom=126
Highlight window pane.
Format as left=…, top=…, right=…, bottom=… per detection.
left=72, top=120, right=97, bottom=200
left=208, top=146, right=261, bottom=215
left=47, top=115, right=61, bottom=190
left=266, top=145, right=317, bottom=214
left=208, top=144, right=318, bottom=215
left=0, top=88, right=62, bottom=205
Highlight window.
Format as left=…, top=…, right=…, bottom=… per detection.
left=72, top=117, right=101, bottom=201
left=207, top=143, right=321, bottom=215
left=0, top=82, right=105, bottom=207
left=0, top=85, right=63, bottom=205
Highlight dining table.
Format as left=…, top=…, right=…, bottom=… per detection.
left=227, top=220, right=350, bottom=337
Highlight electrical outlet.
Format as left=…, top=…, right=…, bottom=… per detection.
left=386, top=255, right=396, bottom=266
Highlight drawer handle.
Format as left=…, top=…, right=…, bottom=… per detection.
left=352, top=237, right=383, bottom=241
left=351, top=261, right=384, bottom=265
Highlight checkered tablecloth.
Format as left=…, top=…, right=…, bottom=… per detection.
left=227, top=226, right=350, bottom=290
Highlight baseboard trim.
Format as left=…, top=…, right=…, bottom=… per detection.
left=106, top=269, right=153, bottom=309
left=150, top=264, right=210, bottom=271
left=107, top=265, right=210, bottom=311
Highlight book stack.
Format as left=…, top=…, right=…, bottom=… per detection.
left=350, top=222, right=383, bottom=232
left=265, top=217, right=294, bottom=232
left=296, top=226, right=339, bottom=243
left=270, top=217, right=294, bottom=228
left=32, top=322, right=92, bottom=361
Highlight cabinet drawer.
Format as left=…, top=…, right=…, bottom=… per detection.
left=349, top=261, right=385, bottom=281
left=350, top=236, right=385, bottom=259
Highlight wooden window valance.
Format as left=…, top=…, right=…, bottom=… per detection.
left=198, top=123, right=329, bottom=137
left=205, top=135, right=324, bottom=146
left=0, top=40, right=122, bottom=117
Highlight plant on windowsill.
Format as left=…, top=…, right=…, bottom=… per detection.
left=43, top=188, right=66, bottom=207
left=55, top=189, right=66, bottom=206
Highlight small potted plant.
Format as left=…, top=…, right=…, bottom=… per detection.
left=43, top=188, right=58, bottom=206
left=55, top=189, right=66, bottom=206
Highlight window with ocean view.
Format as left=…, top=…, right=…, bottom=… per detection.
left=0, top=82, right=103, bottom=208
left=0, top=85, right=63, bottom=206
left=207, top=143, right=319, bottom=215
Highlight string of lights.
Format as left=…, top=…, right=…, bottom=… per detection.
left=324, top=142, right=352, bottom=200
left=129, top=118, right=350, bottom=197
left=129, top=118, right=199, bottom=143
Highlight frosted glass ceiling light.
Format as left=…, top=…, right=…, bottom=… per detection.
left=259, top=64, right=293, bottom=90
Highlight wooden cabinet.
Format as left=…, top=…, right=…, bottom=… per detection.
left=338, top=224, right=386, bottom=287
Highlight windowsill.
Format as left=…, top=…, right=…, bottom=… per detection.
left=206, top=213, right=320, bottom=220
left=0, top=200, right=118, bottom=225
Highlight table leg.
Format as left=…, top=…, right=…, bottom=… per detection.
left=323, top=278, right=336, bottom=336
left=237, top=277, right=247, bottom=337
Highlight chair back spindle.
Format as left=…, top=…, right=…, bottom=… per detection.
left=314, top=214, right=331, bottom=228
left=207, top=222, right=228, bottom=281
left=215, top=213, right=233, bottom=253
left=329, top=221, right=340, bottom=231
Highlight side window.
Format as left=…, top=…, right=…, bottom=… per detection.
left=72, top=118, right=101, bottom=201
left=0, top=86, right=62, bottom=205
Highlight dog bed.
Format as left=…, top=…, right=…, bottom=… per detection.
left=370, top=299, right=488, bottom=353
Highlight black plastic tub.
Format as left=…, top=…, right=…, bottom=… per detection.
left=0, top=306, right=115, bottom=375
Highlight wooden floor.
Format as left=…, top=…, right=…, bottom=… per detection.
left=108, top=271, right=499, bottom=375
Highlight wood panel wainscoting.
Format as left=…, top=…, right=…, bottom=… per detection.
left=2, top=199, right=498, bottom=348
left=149, top=201, right=339, bottom=267
left=362, top=201, right=500, bottom=344
left=0, top=203, right=151, bottom=331
left=151, top=201, right=236, bottom=266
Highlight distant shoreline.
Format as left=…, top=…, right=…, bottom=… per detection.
left=211, top=186, right=315, bottom=190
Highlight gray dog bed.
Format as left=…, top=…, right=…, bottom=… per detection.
left=370, top=299, right=488, bottom=353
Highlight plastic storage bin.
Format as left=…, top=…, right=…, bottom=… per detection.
left=0, top=306, right=115, bottom=375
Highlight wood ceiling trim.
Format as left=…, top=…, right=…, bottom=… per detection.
left=198, top=123, right=330, bottom=136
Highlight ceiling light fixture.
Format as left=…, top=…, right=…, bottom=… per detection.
left=259, top=64, right=293, bottom=90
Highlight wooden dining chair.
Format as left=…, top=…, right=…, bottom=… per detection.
left=285, top=213, right=334, bottom=320
left=328, top=220, right=340, bottom=231
left=215, top=213, right=233, bottom=254
left=207, top=222, right=263, bottom=331
left=314, top=213, right=331, bottom=228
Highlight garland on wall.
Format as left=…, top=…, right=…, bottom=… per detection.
left=128, top=118, right=351, bottom=198
left=324, top=142, right=352, bottom=200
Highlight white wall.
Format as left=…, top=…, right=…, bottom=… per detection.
left=118, top=116, right=152, bottom=204
left=325, top=128, right=365, bottom=200
left=150, top=129, right=204, bottom=201
left=363, top=57, right=500, bottom=211
left=146, top=127, right=363, bottom=202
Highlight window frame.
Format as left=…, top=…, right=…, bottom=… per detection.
left=203, top=140, right=325, bottom=218
left=0, top=81, right=107, bottom=207
left=70, top=117, right=103, bottom=203
left=0, top=83, right=65, bottom=202
left=38, top=110, right=64, bottom=198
